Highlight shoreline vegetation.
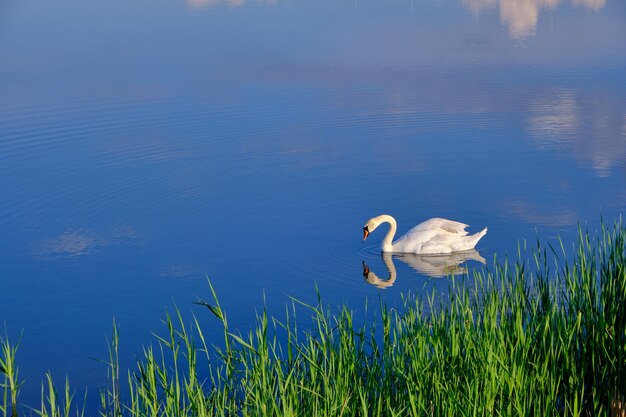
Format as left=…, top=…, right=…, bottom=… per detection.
left=2, top=223, right=625, bottom=416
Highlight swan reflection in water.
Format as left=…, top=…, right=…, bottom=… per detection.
left=362, top=250, right=486, bottom=289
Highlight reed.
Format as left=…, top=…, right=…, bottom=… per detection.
left=37, top=374, right=85, bottom=417
left=0, top=332, right=21, bottom=417
left=1, top=221, right=625, bottom=416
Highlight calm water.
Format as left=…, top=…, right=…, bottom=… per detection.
left=1, top=0, right=625, bottom=409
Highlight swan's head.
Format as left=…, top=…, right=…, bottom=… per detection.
left=362, top=217, right=382, bottom=241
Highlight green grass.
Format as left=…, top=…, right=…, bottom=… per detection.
left=0, top=331, right=21, bottom=417
left=2, top=222, right=625, bottom=416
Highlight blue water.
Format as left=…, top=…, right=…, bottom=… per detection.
left=1, top=0, right=625, bottom=411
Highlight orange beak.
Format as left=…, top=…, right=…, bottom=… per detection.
left=362, top=261, right=370, bottom=277
left=362, top=228, right=369, bottom=241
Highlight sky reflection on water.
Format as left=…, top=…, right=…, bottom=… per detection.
left=0, top=0, right=625, bottom=412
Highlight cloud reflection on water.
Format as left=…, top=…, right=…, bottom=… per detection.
left=35, top=226, right=138, bottom=259
left=160, top=264, right=200, bottom=279
left=187, top=0, right=275, bottom=9
left=504, top=200, right=578, bottom=227
left=464, top=0, right=605, bottom=39
left=572, top=0, right=605, bottom=9
left=528, top=90, right=579, bottom=140
left=528, top=89, right=626, bottom=178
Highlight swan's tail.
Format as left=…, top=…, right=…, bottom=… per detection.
left=455, top=227, right=487, bottom=251
left=469, top=227, right=488, bottom=248
left=452, top=227, right=487, bottom=252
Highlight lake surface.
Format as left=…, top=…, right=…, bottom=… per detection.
left=1, top=0, right=625, bottom=410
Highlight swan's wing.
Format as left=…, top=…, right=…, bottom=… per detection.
left=409, top=218, right=469, bottom=236
left=418, top=234, right=463, bottom=253
left=392, top=218, right=475, bottom=253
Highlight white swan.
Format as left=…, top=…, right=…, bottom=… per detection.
left=362, top=214, right=487, bottom=254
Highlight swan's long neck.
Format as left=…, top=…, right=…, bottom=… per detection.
left=377, top=214, right=397, bottom=252
left=381, top=252, right=396, bottom=284
left=363, top=252, right=396, bottom=289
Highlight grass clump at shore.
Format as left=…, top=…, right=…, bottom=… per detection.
left=0, top=333, right=20, bottom=417
left=1, top=222, right=625, bottom=416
